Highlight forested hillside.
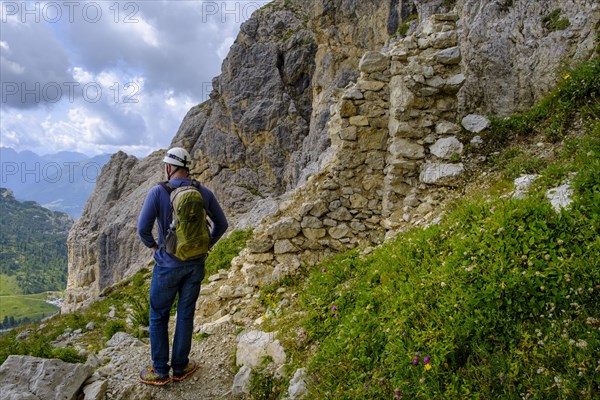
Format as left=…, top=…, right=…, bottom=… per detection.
left=0, top=188, right=72, bottom=294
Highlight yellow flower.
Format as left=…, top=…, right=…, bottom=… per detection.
left=563, top=74, right=570, bottom=80
left=424, top=364, right=432, bottom=371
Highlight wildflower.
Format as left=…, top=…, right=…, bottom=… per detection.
left=413, top=358, right=419, bottom=365
left=331, top=306, right=337, bottom=312
left=440, top=282, right=446, bottom=287
left=537, top=367, right=545, bottom=374
left=419, top=377, right=425, bottom=384
left=395, top=390, right=402, bottom=398
left=563, top=74, right=570, bottom=79
left=322, top=268, right=327, bottom=273
left=575, top=339, right=587, bottom=348
left=333, top=313, right=338, bottom=318
left=424, top=364, right=432, bottom=371
left=423, top=357, right=430, bottom=363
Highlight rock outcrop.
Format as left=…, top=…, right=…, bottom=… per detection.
left=63, top=151, right=163, bottom=311
left=0, top=355, right=93, bottom=400
left=457, top=0, right=599, bottom=116
left=64, top=0, right=598, bottom=312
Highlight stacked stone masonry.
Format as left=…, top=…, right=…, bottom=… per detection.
left=197, top=14, right=466, bottom=322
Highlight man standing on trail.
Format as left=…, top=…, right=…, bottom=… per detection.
left=137, top=147, right=228, bottom=386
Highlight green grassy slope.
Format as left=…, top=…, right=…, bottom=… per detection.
left=0, top=189, right=72, bottom=295
left=255, top=59, right=599, bottom=399
left=0, top=293, right=59, bottom=326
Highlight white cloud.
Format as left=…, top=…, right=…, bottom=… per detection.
left=0, top=56, right=24, bottom=74
left=71, top=67, right=93, bottom=83
left=217, top=37, right=235, bottom=60
left=0, top=0, right=271, bottom=157
left=112, top=14, right=161, bottom=48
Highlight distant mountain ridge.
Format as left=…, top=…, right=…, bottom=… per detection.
left=0, top=147, right=111, bottom=218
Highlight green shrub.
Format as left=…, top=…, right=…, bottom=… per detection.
left=132, top=268, right=149, bottom=288
left=52, top=347, right=86, bottom=364
left=204, top=229, right=253, bottom=277
left=104, top=320, right=127, bottom=340
left=248, top=368, right=285, bottom=400
left=492, top=147, right=547, bottom=179
left=129, top=294, right=150, bottom=329
left=543, top=9, right=570, bottom=32
left=394, top=13, right=418, bottom=38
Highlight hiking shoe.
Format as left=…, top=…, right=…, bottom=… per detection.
left=139, top=366, right=171, bottom=386
left=173, top=359, right=198, bottom=382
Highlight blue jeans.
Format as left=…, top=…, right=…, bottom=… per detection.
left=149, top=257, right=206, bottom=376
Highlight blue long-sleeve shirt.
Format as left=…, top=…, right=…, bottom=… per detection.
left=137, top=177, right=228, bottom=268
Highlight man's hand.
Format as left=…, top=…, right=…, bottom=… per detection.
left=151, top=244, right=158, bottom=253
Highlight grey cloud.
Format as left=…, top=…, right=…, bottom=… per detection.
left=61, top=1, right=261, bottom=98
left=1, top=0, right=268, bottom=156
left=0, top=21, right=73, bottom=108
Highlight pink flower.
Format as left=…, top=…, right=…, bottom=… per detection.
left=395, top=390, right=402, bottom=398
left=322, top=268, right=327, bottom=273
left=423, top=357, right=430, bottom=364
left=413, top=357, right=419, bottom=365
left=331, top=306, right=337, bottom=311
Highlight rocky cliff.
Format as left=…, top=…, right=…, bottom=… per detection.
left=64, top=0, right=598, bottom=312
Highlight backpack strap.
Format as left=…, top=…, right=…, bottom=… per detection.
left=190, top=179, right=202, bottom=190
left=159, top=181, right=175, bottom=195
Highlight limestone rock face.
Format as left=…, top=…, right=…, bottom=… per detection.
left=63, top=151, right=163, bottom=312
left=457, top=0, right=599, bottom=116
left=171, top=0, right=403, bottom=214
left=236, top=330, right=287, bottom=368
left=0, top=355, right=93, bottom=400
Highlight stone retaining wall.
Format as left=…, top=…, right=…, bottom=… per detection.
left=197, top=13, right=467, bottom=322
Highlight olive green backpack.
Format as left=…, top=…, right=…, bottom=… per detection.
left=160, top=181, right=209, bottom=260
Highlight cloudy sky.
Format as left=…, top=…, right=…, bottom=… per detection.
left=0, top=0, right=269, bottom=157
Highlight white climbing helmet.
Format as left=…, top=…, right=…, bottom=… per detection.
left=163, top=147, right=191, bottom=168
